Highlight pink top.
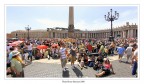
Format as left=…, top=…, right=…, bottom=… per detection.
left=104, top=64, right=111, bottom=69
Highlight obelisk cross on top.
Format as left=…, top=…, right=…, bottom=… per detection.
left=68, top=6, right=74, bottom=38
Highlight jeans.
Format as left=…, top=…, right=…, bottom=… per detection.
left=110, top=48, right=114, bottom=55
left=88, top=61, right=95, bottom=67
left=28, top=50, right=32, bottom=61
left=132, top=61, right=137, bottom=75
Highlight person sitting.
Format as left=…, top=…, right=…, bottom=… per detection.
left=78, top=57, right=84, bottom=70
left=93, top=56, right=104, bottom=70
left=88, top=55, right=95, bottom=67
left=95, top=58, right=115, bottom=77
left=35, top=49, right=42, bottom=60
left=77, top=54, right=82, bottom=63
left=83, top=53, right=88, bottom=68
left=32, top=47, right=38, bottom=59
left=44, top=48, right=49, bottom=59
left=10, top=51, right=25, bottom=77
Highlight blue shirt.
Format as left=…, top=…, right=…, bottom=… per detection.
left=9, top=52, right=13, bottom=60
left=117, top=47, right=125, bottom=55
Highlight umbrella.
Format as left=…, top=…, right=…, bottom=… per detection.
left=37, top=45, right=48, bottom=49
left=9, top=41, right=23, bottom=46
left=51, top=44, right=58, bottom=48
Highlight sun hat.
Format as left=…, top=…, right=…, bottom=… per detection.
left=11, top=51, right=20, bottom=57
left=9, top=51, right=20, bottom=60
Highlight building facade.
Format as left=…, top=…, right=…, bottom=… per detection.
left=8, top=22, right=137, bottom=40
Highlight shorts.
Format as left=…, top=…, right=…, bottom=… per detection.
left=119, top=54, right=123, bottom=57
left=71, top=56, right=76, bottom=63
left=127, top=55, right=131, bottom=58
left=61, top=58, right=67, bottom=67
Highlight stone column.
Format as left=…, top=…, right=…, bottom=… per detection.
left=133, top=29, right=136, bottom=38
left=120, top=31, right=122, bottom=38
left=122, top=31, right=125, bottom=38
left=68, top=6, right=74, bottom=38
left=127, top=30, right=129, bottom=38
left=48, top=32, right=50, bottom=38
left=132, top=29, right=134, bottom=38
left=129, top=29, right=132, bottom=38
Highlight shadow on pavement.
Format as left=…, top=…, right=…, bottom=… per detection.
left=62, top=70, right=69, bottom=78
left=120, top=60, right=131, bottom=64
left=72, top=67, right=83, bottom=78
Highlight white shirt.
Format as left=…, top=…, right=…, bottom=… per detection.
left=134, top=49, right=138, bottom=57
left=125, top=46, right=133, bottom=55
left=7, top=45, right=12, bottom=53
left=27, top=44, right=33, bottom=50
left=55, top=49, right=58, bottom=53
left=133, top=49, right=138, bottom=62
left=59, top=47, right=66, bottom=59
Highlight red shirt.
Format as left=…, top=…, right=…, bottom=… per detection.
left=87, top=44, right=92, bottom=51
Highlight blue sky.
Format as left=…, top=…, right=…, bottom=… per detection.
left=6, top=5, right=138, bottom=33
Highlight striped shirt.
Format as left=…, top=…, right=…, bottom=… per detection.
left=59, top=47, right=66, bottom=59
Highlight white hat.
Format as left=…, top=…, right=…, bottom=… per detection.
left=120, top=44, right=123, bottom=47
left=11, top=51, right=20, bottom=57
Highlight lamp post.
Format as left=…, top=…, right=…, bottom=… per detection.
left=105, top=9, right=119, bottom=41
left=25, top=25, right=31, bottom=41
left=15, top=33, right=18, bottom=39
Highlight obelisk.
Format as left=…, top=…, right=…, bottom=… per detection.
left=68, top=6, right=74, bottom=38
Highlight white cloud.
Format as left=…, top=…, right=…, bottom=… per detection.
left=120, top=9, right=137, bottom=19
left=6, top=22, right=26, bottom=33
left=36, top=19, right=68, bottom=28
left=75, top=19, right=111, bottom=31
left=75, top=18, right=137, bottom=31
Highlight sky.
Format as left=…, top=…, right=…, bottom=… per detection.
left=6, top=5, right=138, bottom=33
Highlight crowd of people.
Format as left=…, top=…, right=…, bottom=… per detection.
left=6, top=37, right=138, bottom=77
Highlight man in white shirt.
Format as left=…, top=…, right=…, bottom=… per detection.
left=131, top=43, right=138, bottom=77
left=27, top=42, right=33, bottom=62
left=125, top=44, right=133, bottom=63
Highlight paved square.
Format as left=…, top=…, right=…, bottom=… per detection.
left=23, top=55, right=136, bottom=78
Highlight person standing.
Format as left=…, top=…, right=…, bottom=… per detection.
left=110, top=42, right=115, bottom=56
left=125, top=44, right=133, bottom=63
left=70, top=42, right=77, bottom=69
left=117, top=44, right=125, bottom=62
left=131, top=43, right=138, bottom=77
left=26, top=42, right=33, bottom=62
left=59, top=43, right=68, bottom=71
left=98, top=42, right=105, bottom=58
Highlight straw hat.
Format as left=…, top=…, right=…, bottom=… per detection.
left=11, top=51, right=20, bottom=57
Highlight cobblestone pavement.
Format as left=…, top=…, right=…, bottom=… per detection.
left=22, top=55, right=136, bottom=78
